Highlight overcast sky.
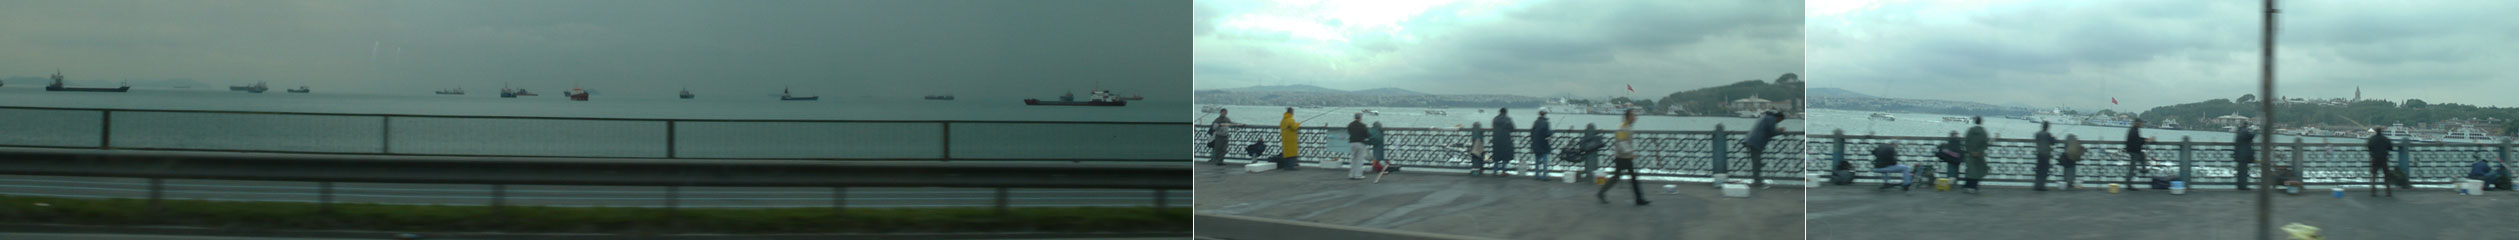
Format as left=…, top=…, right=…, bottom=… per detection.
left=1192, top=0, right=1801, bottom=98
left=0, top=0, right=1185, bottom=99
left=1812, top=0, right=2519, bottom=112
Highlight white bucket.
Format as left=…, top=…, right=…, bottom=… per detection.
left=1711, top=174, right=1730, bottom=187
left=1664, top=184, right=1679, bottom=194
left=2459, top=179, right=2485, bottom=195
left=1805, top=173, right=1824, bottom=188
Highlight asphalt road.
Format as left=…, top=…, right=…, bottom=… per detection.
left=1807, top=184, right=2519, bottom=239
left=1192, top=163, right=1806, bottom=240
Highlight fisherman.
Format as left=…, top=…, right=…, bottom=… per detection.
left=1346, top=113, right=1371, bottom=180
left=1209, top=109, right=1242, bottom=166
left=2032, top=122, right=2057, bottom=191
left=1490, top=108, right=1517, bottom=177
left=1962, top=116, right=1990, bottom=194
left=1277, top=107, right=1302, bottom=170
left=2233, top=122, right=2258, bottom=190
left=1745, top=110, right=1786, bottom=188
left=1530, top=110, right=1557, bottom=181
left=2368, top=127, right=2393, bottom=197
left=1576, top=124, right=1605, bottom=179
left=2124, top=119, right=2148, bottom=191
left=1871, top=140, right=1911, bottom=190
left=2063, top=135, right=2086, bottom=190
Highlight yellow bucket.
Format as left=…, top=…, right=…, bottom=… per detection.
left=1933, top=179, right=1953, bottom=191
left=2108, top=184, right=2122, bottom=194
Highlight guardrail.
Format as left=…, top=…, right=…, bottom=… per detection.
left=0, top=106, right=1187, bottom=162
left=1193, top=124, right=1806, bottom=180
left=1809, top=130, right=2515, bottom=188
left=0, top=105, right=1191, bottom=216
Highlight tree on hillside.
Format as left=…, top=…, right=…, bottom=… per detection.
left=2237, top=94, right=2256, bottom=103
left=2405, top=99, right=2429, bottom=109
left=2097, top=109, right=2117, bottom=116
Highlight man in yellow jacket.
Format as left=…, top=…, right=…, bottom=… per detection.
left=1278, top=108, right=1301, bottom=169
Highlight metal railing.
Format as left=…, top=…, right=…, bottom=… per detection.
left=0, top=105, right=1192, bottom=216
left=1193, top=124, right=1807, bottom=180
left=0, top=105, right=1187, bottom=162
left=1809, top=130, right=2514, bottom=187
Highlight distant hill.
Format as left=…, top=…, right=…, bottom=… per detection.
left=1806, top=87, right=1876, bottom=98
left=1352, top=87, right=1427, bottom=95
left=1210, top=85, right=1343, bottom=93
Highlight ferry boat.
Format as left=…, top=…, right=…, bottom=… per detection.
left=1425, top=110, right=1447, bottom=116
left=42, top=70, right=129, bottom=92
left=2440, top=124, right=2499, bottom=144
left=679, top=87, right=694, bottom=99
left=1869, top=113, right=1896, bottom=121
left=2383, top=124, right=2436, bottom=143
left=566, top=88, right=590, bottom=101
left=1024, top=90, right=1124, bottom=107
left=435, top=87, right=465, bottom=95
left=285, top=86, right=310, bottom=93
left=779, top=87, right=818, bottom=101
left=229, top=82, right=268, bottom=93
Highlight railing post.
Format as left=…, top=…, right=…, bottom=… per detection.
left=942, top=122, right=953, bottom=161
left=1154, top=189, right=1168, bottom=213
left=318, top=182, right=334, bottom=214
left=1832, top=130, right=1847, bottom=178
left=146, top=178, right=161, bottom=213
left=832, top=187, right=847, bottom=214
left=100, top=110, right=112, bottom=149
left=381, top=116, right=392, bottom=154
left=1712, top=124, right=1729, bottom=176
left=491, top=184, right=507, bottom=215
left=994, top=187, right=1010, bottom=216
left=665, top=186, right=681, bottom=214
left=666, top=120, right=677, bottom=158
left=2178, top=137, right=2192, bottom=182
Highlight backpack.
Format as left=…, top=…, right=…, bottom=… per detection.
left=1244, top=140, right=1268, bottom=157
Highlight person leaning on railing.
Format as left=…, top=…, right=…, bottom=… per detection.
left=2032, top=122, right=2057, bottom=191
left=1345, top=113, right=1371, bottom=180
left=1529, top=110, right=1555, bottom=181
left=1574, top=124, right=1604, bottom=180
left=2123, top=119, right=2148, bottom=191
left=1745, top=110, right=1785, bottom=188
left=2367, top=127, right=2393, bottom=197
left=1211, top=109, right=1243, bottom=166
left=1961, top=116, right=1990, bottom=194
left=2062, top=134, right=2086, bottom=191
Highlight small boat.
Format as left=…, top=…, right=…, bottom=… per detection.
left=229, top=81, right=269, bottom=93
left=566, top=88, right=590, bottom=101
left=1426, top=110, right=1447, bottom=116
left=925, top=94, right=955, bottom=100
left=285, top=86, right=310, bottom=93
left=1869, top=113, right=1895, bottom=121
left=780, top=87, right=817, bottom=101
left=41, top=70, right=129, bottom=92
left=1362, top=110, right=1379, bottom=116
left=679, top=87, right=694, bottom=99
left=1024, top=90, right=1124, bottom=107
left=436, top=87, right=465, bottom=95
left=1123, top=95, right=1143, bottom=101
left=1942, top=116, right=1972, bottom=123
left=513, top=89, right=538, bottom=96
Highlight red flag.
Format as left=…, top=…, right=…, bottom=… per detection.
left=2111, top=97, right=2119, bottom=105
left=1626, top=84, right=1634, bottom=92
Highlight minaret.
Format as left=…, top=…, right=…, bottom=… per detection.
left=2353, top=86, right=2361, bottom=102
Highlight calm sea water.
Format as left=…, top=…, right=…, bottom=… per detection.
left=1807, top=108, right=2357, bottom=143
left=1193, top=104, right=1801, bottom=132
left=0, top=87, right=1185, bottom=122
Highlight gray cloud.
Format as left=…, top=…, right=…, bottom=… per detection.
left=1812, top=1, right=2519, bottom=111
left=1194, top=0, right=1802, bottom=97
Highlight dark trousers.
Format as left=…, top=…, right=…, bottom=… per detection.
left=1212, top=147, right=1229, bottom=165
left=2033, top=162, right=2053, bottom=190
left=2063, top=165, right=2080, bottom=190
left=2234, top=161, right=2253, bottom=189
left=1598, top=156, right=1645, bottom=203
left=2124, top=155, right=2147, bottom=190
left=2370, top=163, right=2392, bottom=196
left=1747, top=146, right=1768, bottom=186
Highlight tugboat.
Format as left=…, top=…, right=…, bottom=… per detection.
left=435, top=86, right=465, bottom=95
left=1024, top=90, right=1126, bottom=107
left=679, top=87, right=694, bottom=99
left=925, top=94, right=955, bottom=100
left=229, top=81, right=269, bottom=93
left=285, top=86, right=310, bottom=93
left=779, top=87, right=818, bottom=101
left=41, top=70, right=129, bottom=92
left=566, top=87, right=590, bottom=101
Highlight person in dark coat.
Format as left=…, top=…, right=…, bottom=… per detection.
left=1529, top=111, right=1556, bottom=181
left=2124, top=119, right=2148, bottom=191
left=1490, top=108, right=1517, bottom=177
left=1345, top=113, right=1371, bottom=180
left=1936, top=131, right=1964, bottom=180
left=2233, top=122, right=2258, bottom=190
left=1870, top=141, right=1911, bottom=190
left=1745, top=111, right=1785, bottom=187
left=1469, top=122, right=1486, bottom=176
left=1962, top=116, right=1991, bottom=193
left=2368, top=127, right=2394, bottom=197
left=2033, top=122, right=2057, bottom=191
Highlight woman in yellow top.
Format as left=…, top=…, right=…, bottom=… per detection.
left=1597, top=110, right=1648, bottom=205
left=1279, top=108, right=1301, bottom=162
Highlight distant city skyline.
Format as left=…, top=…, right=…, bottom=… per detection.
left=0, top=0, right=1186, bottom=101
left=1810, top=0, right=2519, bottom=111
left=1193, top=0, right=1801, bottom=98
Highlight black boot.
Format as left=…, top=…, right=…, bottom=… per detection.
left=1634, top=200, right=1652, bottom=206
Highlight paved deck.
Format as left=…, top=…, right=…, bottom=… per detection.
left=1807, top=185, right=2519, bottom=239
left=1193, top=163, right=1804, bottom=240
